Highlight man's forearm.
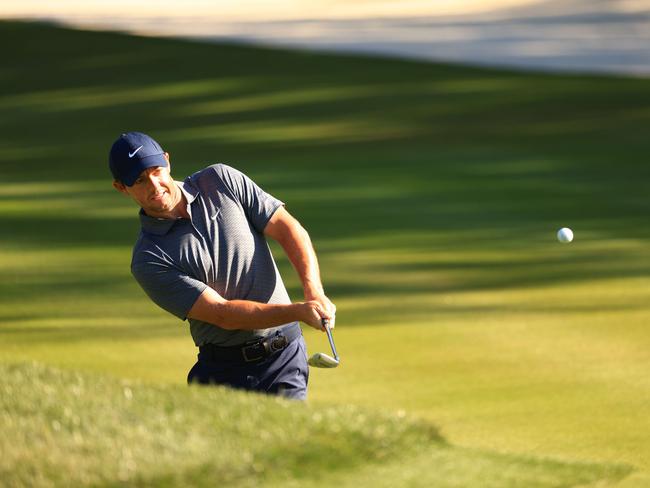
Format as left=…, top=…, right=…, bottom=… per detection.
left=215, top=300, right=304, bottom=330
left=186, top=287, right=326, bottom=331
left=274, top=219, right=324, bottom=299
left=264, top=207, right=335, bottom=325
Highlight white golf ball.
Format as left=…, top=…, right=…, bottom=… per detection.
left=557, top=227, right=573, bottom=243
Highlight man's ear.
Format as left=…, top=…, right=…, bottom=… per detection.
left=164, top=152, right=171, bottom=172
left=112, top=180, right=129, bottom=195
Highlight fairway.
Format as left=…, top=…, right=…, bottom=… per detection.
left=1, top=20, right=649, bottom=487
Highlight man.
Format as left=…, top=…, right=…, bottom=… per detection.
left=109, top=131, right=335, bottom=400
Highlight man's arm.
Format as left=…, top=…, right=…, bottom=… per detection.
left=187, top=286, right=327, bottom=331
left=263, top=207, right=336, bottom=328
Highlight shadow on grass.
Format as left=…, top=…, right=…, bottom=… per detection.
left=1, top=20, right=649, bottom=335
left=3, top=215, right=140, bottom=247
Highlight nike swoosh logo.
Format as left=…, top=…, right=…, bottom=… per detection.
left=210, top=210, right=220, bottom=220
left=128, top=146, right=143, bottom=158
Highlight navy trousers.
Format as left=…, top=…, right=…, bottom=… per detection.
left=187, top=336, right=309, bottom=400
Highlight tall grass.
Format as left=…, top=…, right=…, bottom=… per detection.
left=0, top=362, right=631, bottom=487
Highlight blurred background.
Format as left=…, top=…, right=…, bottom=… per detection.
left=1, top=1, right=649, bottom=487
left=3, top=0, right=650, bottom=75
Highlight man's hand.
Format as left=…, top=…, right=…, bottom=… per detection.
left=299, top=300, right=333, bottom=331
left=304, top=292, right=336, bottom=330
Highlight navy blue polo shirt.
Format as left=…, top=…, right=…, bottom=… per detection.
left=131, top=163, right=297, bottom=347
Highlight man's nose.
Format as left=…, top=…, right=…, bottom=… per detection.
left=146, top=174, right=163, bottom=190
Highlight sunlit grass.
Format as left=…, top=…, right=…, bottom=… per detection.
left=0, top=79, right=253, bottom=112
left=157, top=117, right=422, bottom=144
left=307, top=306, right=650, bottom=471
left=178, top=85, right=390, bottom=115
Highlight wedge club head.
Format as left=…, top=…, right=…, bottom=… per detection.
left=308, top=319, right=340, bottom=368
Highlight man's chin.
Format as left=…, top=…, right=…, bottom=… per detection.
left=143, top=203, right=170, bottom=217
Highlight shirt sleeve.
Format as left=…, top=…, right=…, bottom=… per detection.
left=131, top=254, right=208, bottom=321
left=212, top=164, right=284, bottom=232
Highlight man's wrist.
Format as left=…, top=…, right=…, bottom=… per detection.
left=291, top=302, right=309, bottom=323
left=303, top=285, right=325, bottom=300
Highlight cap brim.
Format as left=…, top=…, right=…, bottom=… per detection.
left=122, top=153, right=168, bottom=186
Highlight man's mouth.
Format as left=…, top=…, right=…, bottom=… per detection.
left=151, top=191, right=167, bottom=202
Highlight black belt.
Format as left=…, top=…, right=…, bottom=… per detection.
left=199, top=324, right=301, bottom=364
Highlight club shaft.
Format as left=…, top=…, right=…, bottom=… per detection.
left=324, top=324, right=338, bottom=360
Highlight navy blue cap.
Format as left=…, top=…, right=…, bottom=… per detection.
left=109, top=132, right=168, bottom=186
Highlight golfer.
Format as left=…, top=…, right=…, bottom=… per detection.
left=109, top=131, right=335, bottom=400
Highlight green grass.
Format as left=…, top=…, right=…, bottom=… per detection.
left=1, top=19, right=649, bottom=486
left=0, top=362, right=631, bottom=487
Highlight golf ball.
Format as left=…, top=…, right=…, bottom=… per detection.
left=557, top=227, right=574, bottom=243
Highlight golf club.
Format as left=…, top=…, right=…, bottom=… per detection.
left=308, top=318, right=340, bottom=368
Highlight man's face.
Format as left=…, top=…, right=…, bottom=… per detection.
left=113, top=159, right=180, bottom=218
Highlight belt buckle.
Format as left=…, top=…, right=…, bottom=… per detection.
left=241, top=343, right=264, bottom=362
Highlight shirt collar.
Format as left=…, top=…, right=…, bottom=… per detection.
left=139, top=179, right=198, bottom=236
left=179, top=179, right=199, bottom=205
